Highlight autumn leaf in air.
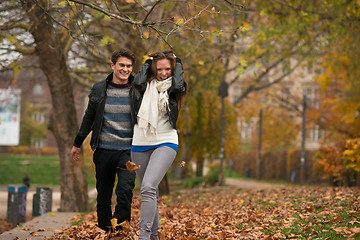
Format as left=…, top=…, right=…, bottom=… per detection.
left=126, top=161, right=141, bottom=172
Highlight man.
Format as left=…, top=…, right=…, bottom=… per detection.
left=71, top=48, right=136, bottom=232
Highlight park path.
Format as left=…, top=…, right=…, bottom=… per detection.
left=225, top=177, right=288, bottom=190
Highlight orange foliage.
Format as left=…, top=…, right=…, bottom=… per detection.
left=315, top=138, right=360, bottom=186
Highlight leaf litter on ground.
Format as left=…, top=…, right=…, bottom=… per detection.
left=49, top=185, right=360, bottom=239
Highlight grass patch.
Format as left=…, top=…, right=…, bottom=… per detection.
left=0, top=155, right=95, bottom=186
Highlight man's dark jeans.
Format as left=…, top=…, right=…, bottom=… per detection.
left=93, top=148, right=135, bottom=231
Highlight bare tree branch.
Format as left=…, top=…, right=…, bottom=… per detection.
left=165, top=4, right=210, bottom=40
left=69, top=71, right=93, bottom=88
left=0, top=30, right=35, bottom=54
left=0, top=22, right=29, bottom=31
left=63, top=13, right=104, bottom=58
left=254, top=59, right=304, bottom=91
left=233, top=57, right=305, bottom=105
left=68, top=0, right=143, bottom=25
left=223, top=0, right=245, bottom=8
left=143, top=0, right=162, bottom=23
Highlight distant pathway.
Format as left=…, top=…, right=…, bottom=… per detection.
left=225, top=177, right=288, bottom=190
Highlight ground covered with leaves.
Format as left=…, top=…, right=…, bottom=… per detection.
left=46, top=185, right=360, bottom=240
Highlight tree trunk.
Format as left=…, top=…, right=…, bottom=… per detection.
left=159, top=174, right=169, bottom=196
left=195, top=156, right=204, bottom=177
left=24, top=0, right=88, bottom=212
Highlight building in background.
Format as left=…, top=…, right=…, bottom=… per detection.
left=0, top=56, right=87, bottom=152
left=227, top=60, right=324, bottom=151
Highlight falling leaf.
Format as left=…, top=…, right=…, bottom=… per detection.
left=180, top=161, right=186, bottom=168
left=126, top=161, right=141, bottom=172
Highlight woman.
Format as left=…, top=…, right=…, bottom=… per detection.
left=129, top=49, right=186, bottom=239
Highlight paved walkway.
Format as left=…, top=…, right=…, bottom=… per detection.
left=225, top=177, right=287, bottom=190
left=0, top=188, right=61, bottom=220
left=0, top=187, right=97, bottom=239
left=0, top=212, right=76, bottom=240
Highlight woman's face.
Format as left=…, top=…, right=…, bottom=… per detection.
left=155, top=58, right=172, bottom=81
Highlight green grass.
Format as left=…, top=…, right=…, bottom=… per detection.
left=0, top=155, right=95, bottom=186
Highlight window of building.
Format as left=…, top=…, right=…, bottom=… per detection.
left=239, top=117, right=256, bottom=141
left=33, top=83, right=44, bottom=96
left=33, top=112, right=46, bottom=123
left=304, top=87, right=319, bottom=109
left=306, top=125, right=323, bottom=142
left=31, top=138, right=45, bottom=148
left=232, top=86, right=240, bottom=104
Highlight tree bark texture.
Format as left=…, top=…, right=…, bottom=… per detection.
left=24, top=0, right=88, bottom=212
left=196, top=156, right=204, bottom=177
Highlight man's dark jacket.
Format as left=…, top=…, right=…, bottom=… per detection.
left=73, top=73, right=134, bottom=151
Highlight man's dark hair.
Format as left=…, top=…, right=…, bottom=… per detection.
left=111, top=48, right=136, bottom=65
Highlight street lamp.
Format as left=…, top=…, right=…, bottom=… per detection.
left=218, top=80, right=229, bottom=185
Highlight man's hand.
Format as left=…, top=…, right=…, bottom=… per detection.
left=71, top=146, right=80, bottom=161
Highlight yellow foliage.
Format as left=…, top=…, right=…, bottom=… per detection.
left=343, top=138, right=360, bottom=174
left=315, top=138, right=360, bottom=185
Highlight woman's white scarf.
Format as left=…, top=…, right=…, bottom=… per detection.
left=137, top=77, right=172, bottom=135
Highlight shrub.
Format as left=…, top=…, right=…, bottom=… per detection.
left=205, top=165, right=220, bottom=186
left=314, top=138, right=360, bottom=186
left=183, top=176, right=203, bottom=188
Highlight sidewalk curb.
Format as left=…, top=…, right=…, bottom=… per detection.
left=0, top=212, right=78, bottom=240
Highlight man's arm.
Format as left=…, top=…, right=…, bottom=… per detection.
left=71, top=86, right=97, bottom=158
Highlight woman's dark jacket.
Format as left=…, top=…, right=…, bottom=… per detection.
left=130, top=58, right=185, bottom=130
left=73, top=73, right=134, bottom=151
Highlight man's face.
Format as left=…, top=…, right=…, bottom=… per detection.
left=156, top=58, right=172, bottom=81
left=111, top=57, right=133, bottom=83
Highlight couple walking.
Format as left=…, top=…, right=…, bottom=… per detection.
left=71, top=48, right=186, bottom=239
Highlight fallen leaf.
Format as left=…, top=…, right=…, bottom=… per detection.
left=110, top=217, right=117, bottom=231
left=119, top=220, right=131, bottom=233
